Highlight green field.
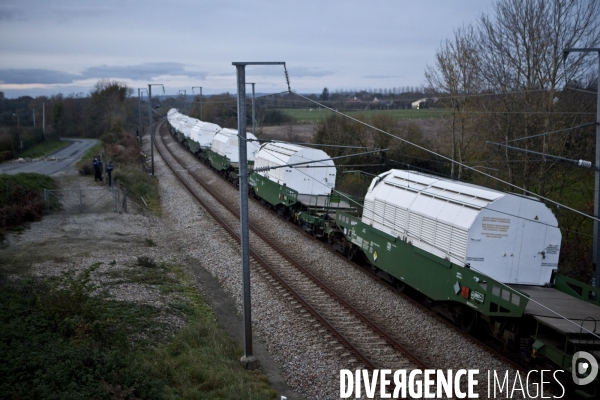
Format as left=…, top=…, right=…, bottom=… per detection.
left=281, top=108, right=450, bottom=124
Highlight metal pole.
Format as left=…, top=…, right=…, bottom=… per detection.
left=233, top=61, right=285, bottom=369
left=178, top=90, right=186, bottom=109
left=594, top=54, right=600, bottom=289
left=193, top=86, right=203, bottom=119
left=235, top=64, right=256, bottom=369
left=138, top=89, right=142, bottom=137
left=251, top=83, right=256, bottom=136
left=563, top=48, right=600, bottom=289
left=16, top=111, right=21, bottom=150
left=148, top=85, right=153, bottom=176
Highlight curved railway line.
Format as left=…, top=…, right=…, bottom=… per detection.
left=154, top=119, right=430, bottom=374
left=152, top=119, right=572, bottom=398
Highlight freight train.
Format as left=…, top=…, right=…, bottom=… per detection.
left=166, top=108, right=599, bottom=397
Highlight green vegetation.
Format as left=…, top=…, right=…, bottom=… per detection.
left=17, top=138, right=71, bottom=159
left=0, top=173, right=56, bottom=238
left=0, top=262, right=277, bottom=400
left=113, top=165, right=161, bottom=214
left=280, top=108, right=450, bottom=124
left=0, top=173, right=56, bottom=204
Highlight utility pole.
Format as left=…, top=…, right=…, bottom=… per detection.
left=564, top=48, right=600, bottom=289
left=178, top=90, right=186, bottom=110
left=247, top=83, right=256, bottom=137
left=138, top=88, right=147, bottom=142
left=15, top=111, right=21, bottom=150
left=147, top=84, right=164, bottom=176
left=232, top=61, right=286, bottom=370
left=192, top=86, right=202, bottom=119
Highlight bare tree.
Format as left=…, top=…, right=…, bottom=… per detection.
left=426, top=25, right=482, bottom=180
left=478, top=0, right=600, bottom=195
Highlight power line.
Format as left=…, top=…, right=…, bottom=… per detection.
left=501, top=122, right=596, bottom=144
left=291, top=91, right=600, bottom=224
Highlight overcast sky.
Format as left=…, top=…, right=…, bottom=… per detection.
left=0, top=0, right=492, bottom=99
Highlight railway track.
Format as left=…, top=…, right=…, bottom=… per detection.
left=154, top=120, right=432, bottom=374
left=153, top=120, right=575, bottom=398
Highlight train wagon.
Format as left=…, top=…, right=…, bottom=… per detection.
left=333, top=169, right=599, bottom=395
left=249, top=142, right=358, bottom=236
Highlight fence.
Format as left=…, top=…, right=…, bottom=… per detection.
left=44, top=185, right=128, bottom=214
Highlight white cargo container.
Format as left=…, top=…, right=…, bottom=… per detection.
left=190, top=121, right=222, bottom=149
left=179, top=116, right=197, bottom=139
left=210, top=128, right=260, bottom=165
left=167, top=108, right=178, bottom=120
left=167, top=109, right=185, bottom=132
left=362, top=169, right=561, bottom=286
left=253, top=142, right=337, bottom=196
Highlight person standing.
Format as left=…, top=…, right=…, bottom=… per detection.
left=93, top=156, right=101, bottom=181
left=106, top=161, right=114, bottom=187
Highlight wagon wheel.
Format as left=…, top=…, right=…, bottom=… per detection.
left=395, top=280, right=406, bottom=293
left=455, top=305, right=477, bottom=333
left=347, top=246, right=357, bottom=261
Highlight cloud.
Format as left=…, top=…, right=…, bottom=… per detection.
left=0, top=69, right=79, bottom=84
left=288, top=66, right=334, bottom=78
left=81, top=63, right=207, bottom=81
left=0, top=63, right=208, bottom=85
left=362, top=75, right=402, bottom=79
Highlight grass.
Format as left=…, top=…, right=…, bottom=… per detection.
left=280, top=107, right=451, bottom=124
left=0, top=173, right=57, bottom=239
left=17, top=139, right=71, bottom=159
left=0, top=261, right=277, bottom=400
left=0, top=173, right=56, bottom=204
left=113, top=165, right=161, bottom=215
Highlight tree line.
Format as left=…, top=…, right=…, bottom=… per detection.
left=0, top=79, right=137, bottom=160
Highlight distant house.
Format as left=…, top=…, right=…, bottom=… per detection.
left=411, top=98, right=427, bottom=109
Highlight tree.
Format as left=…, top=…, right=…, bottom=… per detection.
left=478, top=0, right=600, bottom=195
left=426, top=25, right=483, bottom=180
left=320, top=87, right=330, bottom=101
left=88, top=79, right=132, bottom=137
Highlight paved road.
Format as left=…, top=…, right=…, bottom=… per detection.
left=0, top=138, right=98, bottom=176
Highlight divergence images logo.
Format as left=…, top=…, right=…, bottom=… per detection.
left=572, top=351, right=599, bottom=386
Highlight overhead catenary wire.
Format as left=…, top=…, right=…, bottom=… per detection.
left=290, top=91, right=600, bottom=224
left=227, top=113, right=600, bottom=339
left=487, top=141, right=596, bottom=170
left=501, top=122, right=596, bottom=144
left=250, top=148, right=388, bottom=173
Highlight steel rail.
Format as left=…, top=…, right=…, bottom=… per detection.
left=157, top=124, right=431, bottom=371
left=156, top=121, right=574, bottom=397
left=154, top=120, right=381, bottom=370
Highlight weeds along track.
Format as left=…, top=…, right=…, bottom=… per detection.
left=154, top=120, right=431, bottom=373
